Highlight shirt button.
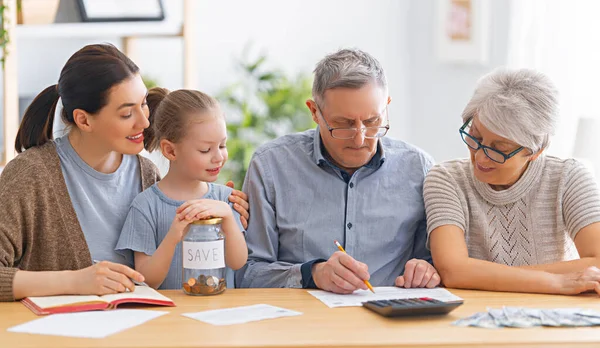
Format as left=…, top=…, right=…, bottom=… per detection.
left=349, top=182, right=354, bottom=188
left=347, top=223, right=353, bottom=229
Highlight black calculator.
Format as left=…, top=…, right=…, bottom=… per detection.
left=362, top=297, right=463, bottom=317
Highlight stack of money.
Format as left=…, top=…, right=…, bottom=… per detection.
left=453, top=307, right=600, bottom=328
left=182, top=274, right=226, bottom=295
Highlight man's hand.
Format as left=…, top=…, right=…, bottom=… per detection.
left=395, top=258, right=440, bottom=288
left=312, top=251, right=370, bottom=294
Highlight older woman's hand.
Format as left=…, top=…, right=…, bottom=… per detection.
left=226, top=181, right=249, bottom=229
left=395, top=259, right=441, bottom=289
left=558, top=266, right=600, bottom=295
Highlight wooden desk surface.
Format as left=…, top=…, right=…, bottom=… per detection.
left=2, top=288, right=600, bottom=348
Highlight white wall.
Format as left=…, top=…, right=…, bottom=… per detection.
left=406, top=0, right=511, bottom=162
left=13, top=0, right=412, bottom=140
left=9, top=0, right=512, bottom=165
left=191, top=0, right=412, bottom=140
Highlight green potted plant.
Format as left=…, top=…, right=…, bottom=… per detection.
left=218, top=51, right=314, bottom=185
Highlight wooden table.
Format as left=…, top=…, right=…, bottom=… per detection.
left=2, top=288, right=600, bottom=347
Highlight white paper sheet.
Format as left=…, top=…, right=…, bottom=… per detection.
left=308, top=286, right=463, bottom=308
left=7, top=309, right=168, bottom=338
left=182, top=304, right=302, bottom=325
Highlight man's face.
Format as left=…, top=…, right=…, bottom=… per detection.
left=307, top=83, right=390, bottom=173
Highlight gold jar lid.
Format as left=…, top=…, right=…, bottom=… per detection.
left=191, top=217, right=223, bottom=225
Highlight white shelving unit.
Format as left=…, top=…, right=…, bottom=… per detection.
left=1, top=0, right=198, bottom=165
left=15, top=21, right=183, bottom=38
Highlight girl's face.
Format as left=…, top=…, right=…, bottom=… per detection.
left=171, top=113, right=228, bottom=182
left=83, top=74, right=150, bottom=155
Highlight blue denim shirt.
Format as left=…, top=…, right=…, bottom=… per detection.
left=235, top=128, right=434, bottom=288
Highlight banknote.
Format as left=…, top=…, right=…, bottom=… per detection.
left=453, top=307, right=600, bottom=329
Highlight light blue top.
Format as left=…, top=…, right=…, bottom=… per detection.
left=115, top=183, right=244, bottom=290
left=55, top=136, right=141, bottom=268
left=235, top=128, right=434, bottom=288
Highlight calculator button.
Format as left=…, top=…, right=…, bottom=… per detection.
left=370, top=301, right=386, bottom=307
left=405, top=299, right=422, bottom=305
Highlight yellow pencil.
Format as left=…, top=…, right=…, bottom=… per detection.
left=334, top=240, right=375, bottom=293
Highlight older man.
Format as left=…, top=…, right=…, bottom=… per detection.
left=235, top=48, right=439, bottom=293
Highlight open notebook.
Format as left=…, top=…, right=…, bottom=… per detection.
left=22, top=286, right=175, bottom=315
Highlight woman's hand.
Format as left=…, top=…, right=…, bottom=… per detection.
left=226, top=181, right=249, bottom=229
left=71, top=261, right=145, bottom=295
left=558, top=266, right=600, bottom=295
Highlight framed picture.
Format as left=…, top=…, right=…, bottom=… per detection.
left=77, top=0, right=165, bottom=22
left=435, top=0, right=490, bottom=64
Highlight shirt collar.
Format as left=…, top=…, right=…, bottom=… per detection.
left=311, top=126, right=386, bottom=170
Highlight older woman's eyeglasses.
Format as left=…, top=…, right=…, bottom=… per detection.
left=459, top=117, right=524, bottom=164
left=316, top=104, right=390, bottom=140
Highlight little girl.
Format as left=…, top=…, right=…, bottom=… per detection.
left=116, top=87, right=248, bottom=289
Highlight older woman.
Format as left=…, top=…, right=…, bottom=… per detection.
left=425, top=68, right=600, bottom=295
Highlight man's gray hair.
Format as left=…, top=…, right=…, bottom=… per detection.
left=462, top=68, right=559, bottom=154
left=312, top=48, right=387, bottom=105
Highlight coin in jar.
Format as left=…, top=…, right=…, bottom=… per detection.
left=198, top=274, right=206, bottom=285
left=191, top=284, right=202, bottom=294
left=206, top=276, right=219, bottom=287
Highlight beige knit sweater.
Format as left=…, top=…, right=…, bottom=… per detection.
left=424, top=156, right=600, bottom=266
left=0, top=142, right=160, bottom=301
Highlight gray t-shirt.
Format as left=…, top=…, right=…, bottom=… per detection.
left=115, top=183, right=244, bottom=290
left=55, top=136, right=141, bottom=268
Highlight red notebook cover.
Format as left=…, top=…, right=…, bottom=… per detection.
left=22, top=286, right=175, bottom=315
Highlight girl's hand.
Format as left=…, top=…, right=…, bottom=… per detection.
left=167, top=213, right=193, bottom=243
left=226, top=181, right=249, bottom=229
left=177, top=199, right=233, bottom=222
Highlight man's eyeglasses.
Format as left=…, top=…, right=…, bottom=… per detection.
left=316, top=104, right=390, bottom=140
left=459, top=117, right=524, bottom=164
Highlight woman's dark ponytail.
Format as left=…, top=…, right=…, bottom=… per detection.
left=15, top=84, right=59, bottom=153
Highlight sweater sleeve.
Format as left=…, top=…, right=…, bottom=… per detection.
left=0, top=160, right=30, bottom=302
left=423, top=164, right=467, bottom=248
left=562, top=160, right=600, bottom=239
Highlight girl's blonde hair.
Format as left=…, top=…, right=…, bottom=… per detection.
left=143, top=87, right=221, bottom=152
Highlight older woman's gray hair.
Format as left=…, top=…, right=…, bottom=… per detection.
left=461, top=68, right=559, bottom=154
left=312, top=48, right=387, bottom=105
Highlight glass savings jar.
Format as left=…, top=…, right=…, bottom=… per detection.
left=182, top=218, right=227, bottom=295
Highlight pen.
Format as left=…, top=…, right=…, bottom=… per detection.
left=92, top=260, right=148, bottom=287
left=333, top=240, right=375, bottom=293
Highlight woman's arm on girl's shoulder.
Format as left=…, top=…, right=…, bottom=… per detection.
left=226, top=181, right=249, bottom=229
